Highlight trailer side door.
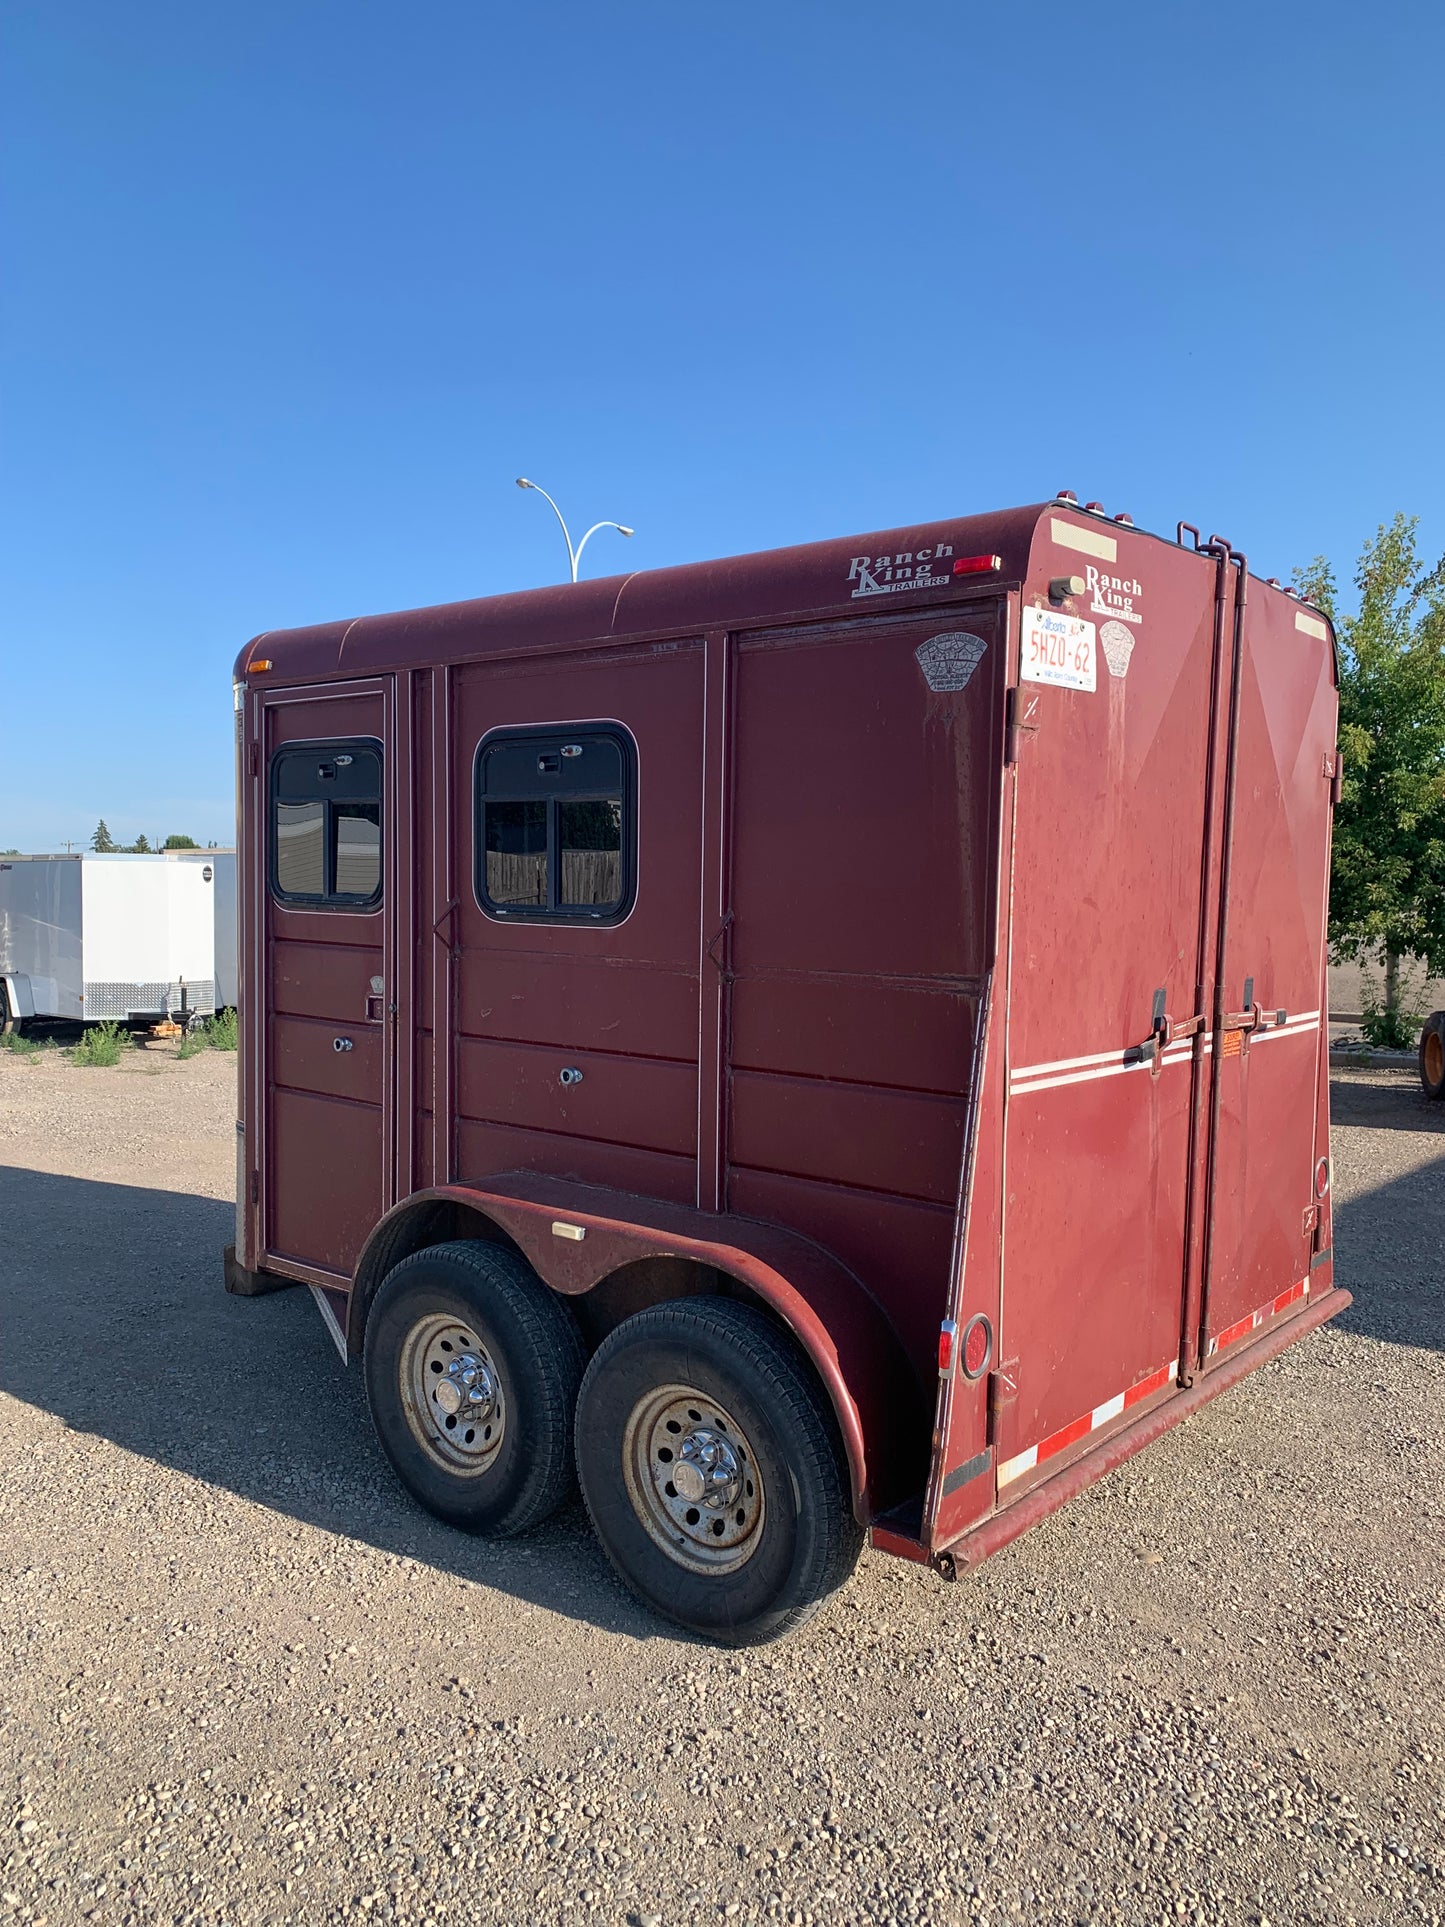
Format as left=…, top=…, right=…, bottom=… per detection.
left=257, top=679, right=396, bottom=1296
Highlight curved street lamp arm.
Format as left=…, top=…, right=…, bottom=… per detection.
left=571, top=521, right=632, bottom=578
left=524, top=482, right=578, bottom=580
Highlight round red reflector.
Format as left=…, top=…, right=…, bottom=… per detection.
left=1315, top=1156, right=1331, bottom=1199
left=961, top=1313, right=992, bottom=1381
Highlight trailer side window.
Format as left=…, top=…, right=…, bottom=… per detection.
left=475, top=727, right=634, bottom=923
left=271, top=743, right=382, bottom=909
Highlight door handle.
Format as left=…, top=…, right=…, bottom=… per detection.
left=333, top=1036, right=354, bottom=1054
left=1123, top=990, right=1206, bottom=1070
left=1123, top=987, right=1170, bottom=1067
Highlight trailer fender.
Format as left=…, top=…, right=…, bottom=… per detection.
left=349, top=1180, right=925, bottom=1523
left=1, top=975, right=35, bottom=1030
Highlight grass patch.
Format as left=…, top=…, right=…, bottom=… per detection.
left=70, top=1021, right=130, bottom=1067
left=206, top=1006, right=238, bottom=1051
left=0, top=1030, right=42, bottom=1057
left=177, top=1028, right=208, bottom=1060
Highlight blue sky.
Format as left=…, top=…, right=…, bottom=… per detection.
left=2, top=1, right=1441, bottom=850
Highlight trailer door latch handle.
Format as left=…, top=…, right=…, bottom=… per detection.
left=333, top=1036, right=354, bottom=1053
left=1123, top=987, right=1170, bottom=1069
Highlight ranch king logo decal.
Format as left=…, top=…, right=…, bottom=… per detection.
left=847, top=545, right=953, bottom=599
left=1084, top=563, right=1143, bottom=626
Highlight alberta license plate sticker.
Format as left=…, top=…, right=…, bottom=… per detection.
left=1020, top=606, right=1097, bottom=692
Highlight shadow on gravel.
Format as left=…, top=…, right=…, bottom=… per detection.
left=1329, top=1080, right=1445, bottom=1354
left=1329, top=1069, right=1445, bottom=1135
left=0, top=1165, right=661, bottom=1639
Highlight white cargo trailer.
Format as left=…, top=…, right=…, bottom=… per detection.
left=0, top=853, right=233, bottom=1030
left=167, top=849, right=237, bottom=1009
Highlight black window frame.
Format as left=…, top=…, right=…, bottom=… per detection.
left=268, top=736, right=384, bottom=911
left=474, top=722, right=636, bottom=926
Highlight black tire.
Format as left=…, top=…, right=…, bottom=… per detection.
left=575, top=1297, right=863, bottom=1645
left=1420, top=1012, right=1445, bottom=1100
left=363, top=1240, right=585, bottom=1536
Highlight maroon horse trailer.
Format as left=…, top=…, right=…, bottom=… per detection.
left=228, top=496, right=1347, bottom=1643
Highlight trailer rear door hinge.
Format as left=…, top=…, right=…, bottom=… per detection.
left=986, top=1362, right=1019, bottom=1445
left=250, top=1168, right=259, bottom=1204
left=249, top=741, right=259, bottom=778
left=1005, top=687, right=1038, bottom=765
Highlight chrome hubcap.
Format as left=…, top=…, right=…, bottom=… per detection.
left=622, top=1386, right=765, bottom=1574
left=399, top=1315, right=506, bottom=1476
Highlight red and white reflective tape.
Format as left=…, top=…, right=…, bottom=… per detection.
left=997, top=1356, right=1177, bottom=1489
left=1207, top=1277, right=1308, bottom=1358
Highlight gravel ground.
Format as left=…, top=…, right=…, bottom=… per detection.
left=0, top=1048, right=1441, bottom=1927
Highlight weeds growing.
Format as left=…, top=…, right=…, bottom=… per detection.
left=177, top=1028, right=208, bottom=1060
left=0, top=1030, right=42, bottom=1057
left=206, top=1007, right=238, bottom=1051
left=70, top=1021, right=130, bottom=1067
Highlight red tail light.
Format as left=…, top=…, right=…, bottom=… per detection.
left=938, top=1320, right=957, bottom=1375
left=952, top=554, right=1001, bottom=577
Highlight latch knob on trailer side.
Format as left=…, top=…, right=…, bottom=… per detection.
left=559, top=1066, right=583, bottom=1086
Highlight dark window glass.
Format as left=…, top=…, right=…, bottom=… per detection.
left=270, top=742, right=382, bottom=908
left=560, top=798, right=622, bottom=907
left=475, top=728, right=633, bottom=923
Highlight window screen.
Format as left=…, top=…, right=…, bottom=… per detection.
left=476, top=727, right=634, bottom=923
left=271, top=742, right=383, bottom=908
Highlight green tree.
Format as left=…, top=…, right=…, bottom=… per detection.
left=90, top=819, right=117, bottom=853
left=130, top=833, right=152, bottom=854
left=1297, top=514, right=1445, bottom=1043
left=163, top=833, right=199, bottom=849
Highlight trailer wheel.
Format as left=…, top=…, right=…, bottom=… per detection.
left=1421, top=1013, right=1445, bottom=1100
left=574, top=1297, right=862, bottom=1645
left=363, top=1240, right=584, bottom=1536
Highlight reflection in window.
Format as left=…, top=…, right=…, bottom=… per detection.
left=475, top=729, right=633, bottom=923
left=333, top=804, right=381, bottom=898
left=271, top=743, right=382, bottom=907
left=560, top=799, right=622, bottom=907
left=276, top=800, right=325, bottom=897
left=486, top=800, right=548, bottom=906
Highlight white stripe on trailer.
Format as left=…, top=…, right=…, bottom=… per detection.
left=997, top=1357, right=1178, bottom=1488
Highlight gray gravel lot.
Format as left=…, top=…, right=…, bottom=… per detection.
left=0, top=1048, right=1441, bottom=1927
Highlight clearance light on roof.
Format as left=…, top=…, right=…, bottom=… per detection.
left=952, top=554, right=1001, bottom=577
left=247, top=658, right=273, bottom=674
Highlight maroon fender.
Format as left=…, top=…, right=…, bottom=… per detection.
left=349, top=1174, right=927, bottom=1523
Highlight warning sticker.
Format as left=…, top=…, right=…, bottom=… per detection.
left=1020, top=606, right=1096, bottom=692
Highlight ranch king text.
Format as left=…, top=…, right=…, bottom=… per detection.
left=848, top=546, right=954, bottom=598
left=1086, top=563, right=1144, bottom=625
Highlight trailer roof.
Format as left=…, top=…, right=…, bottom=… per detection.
left=235, top=499, right=1333, bottom=687
left=235, top=501, right=1053, bottom=685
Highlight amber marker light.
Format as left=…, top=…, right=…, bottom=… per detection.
left=247, top=658, right=274, bottom=674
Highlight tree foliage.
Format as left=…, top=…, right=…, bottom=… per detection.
left=163, top=833, right=198, bottom=849
left=1296, top=515, right=1445, bottom=983
left=90, top=819, right=117, bottom=853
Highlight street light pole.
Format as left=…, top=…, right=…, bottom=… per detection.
left=516, top=478, right=633, bottom=583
